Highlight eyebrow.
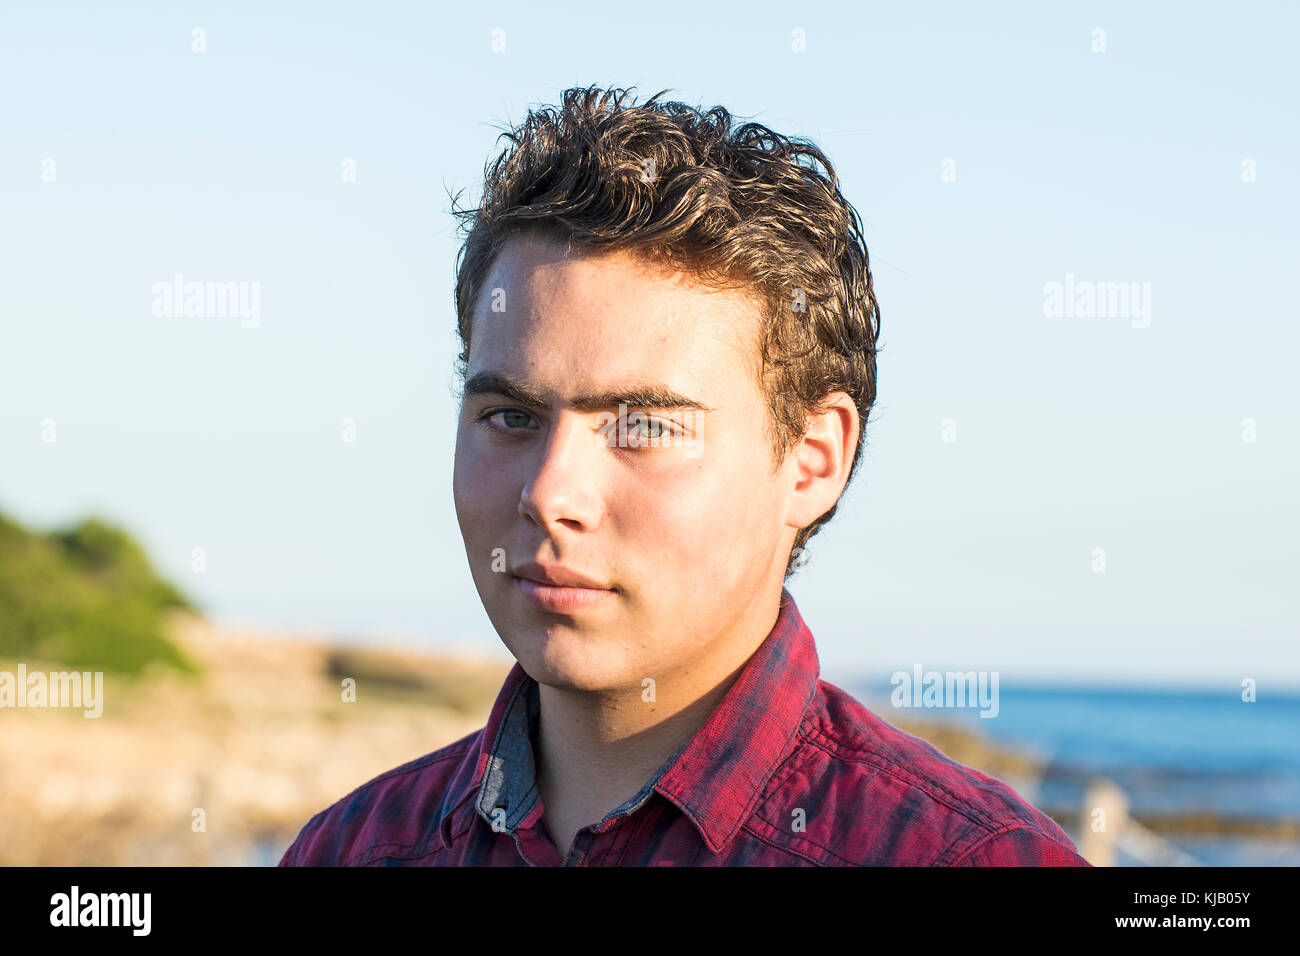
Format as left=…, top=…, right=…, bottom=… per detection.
left=463, top=371, right=714, bottom=413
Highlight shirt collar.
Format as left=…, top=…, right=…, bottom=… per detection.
left=653, top=587, right=821, bottom=851
left=466, top=587, right=821, bottom=852
left=472, top=664, right=540, bottom=832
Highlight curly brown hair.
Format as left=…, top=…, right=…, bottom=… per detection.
left=451, top=84, right=881, bottom=580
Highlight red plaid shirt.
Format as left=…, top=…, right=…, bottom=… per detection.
left=280, top=588, right=1090, bottom=866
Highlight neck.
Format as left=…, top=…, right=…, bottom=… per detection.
left=533, top=587, right=783, bottom=854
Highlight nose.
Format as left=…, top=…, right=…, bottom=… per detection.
left=518, top=411, right=607, bottom=533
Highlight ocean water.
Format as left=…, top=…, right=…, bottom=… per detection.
left=849, top=680, right=1300, bottom=866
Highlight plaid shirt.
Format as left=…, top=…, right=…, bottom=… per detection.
left=280, top=588, right=1091, bottom=866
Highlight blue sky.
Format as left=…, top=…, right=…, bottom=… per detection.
left=2, top=1, right=1296, bottom=688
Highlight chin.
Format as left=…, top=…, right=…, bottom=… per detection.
left=506, top=627, right=634, bottom=693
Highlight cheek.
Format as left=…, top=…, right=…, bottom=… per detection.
left=453, top=430, right=506, bottom=535
left=618, top=450, right=756, bottom=566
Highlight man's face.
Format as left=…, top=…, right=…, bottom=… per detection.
left=453, top=233, right=798, bottom=693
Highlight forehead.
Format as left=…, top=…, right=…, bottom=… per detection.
left=466, top=234, right=763, bottom=394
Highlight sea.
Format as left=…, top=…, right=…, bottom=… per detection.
left=848, top=680, right=1300, bottom=867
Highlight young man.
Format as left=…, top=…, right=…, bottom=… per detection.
left=281, top=85, right=1090, bottom=866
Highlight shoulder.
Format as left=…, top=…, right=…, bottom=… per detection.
left=760, top=679, right=1090, bottom=866
left=278, top=729, right=483, bottom=866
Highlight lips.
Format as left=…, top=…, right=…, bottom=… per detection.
left=512, top=562, right=611, bottom=590
left=511, top=562, right=615, bottom=613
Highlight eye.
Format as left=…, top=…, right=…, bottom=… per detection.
left=477, top=408, right=537, bottom=431
left=630, top=418, right=671, bottom=439
left=598, top=411, right=688, bottom=447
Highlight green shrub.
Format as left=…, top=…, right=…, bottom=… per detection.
left=0, top=511, right=198, bottom=676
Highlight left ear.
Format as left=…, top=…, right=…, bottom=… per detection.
left=785, top=392, right=860, bottom=532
